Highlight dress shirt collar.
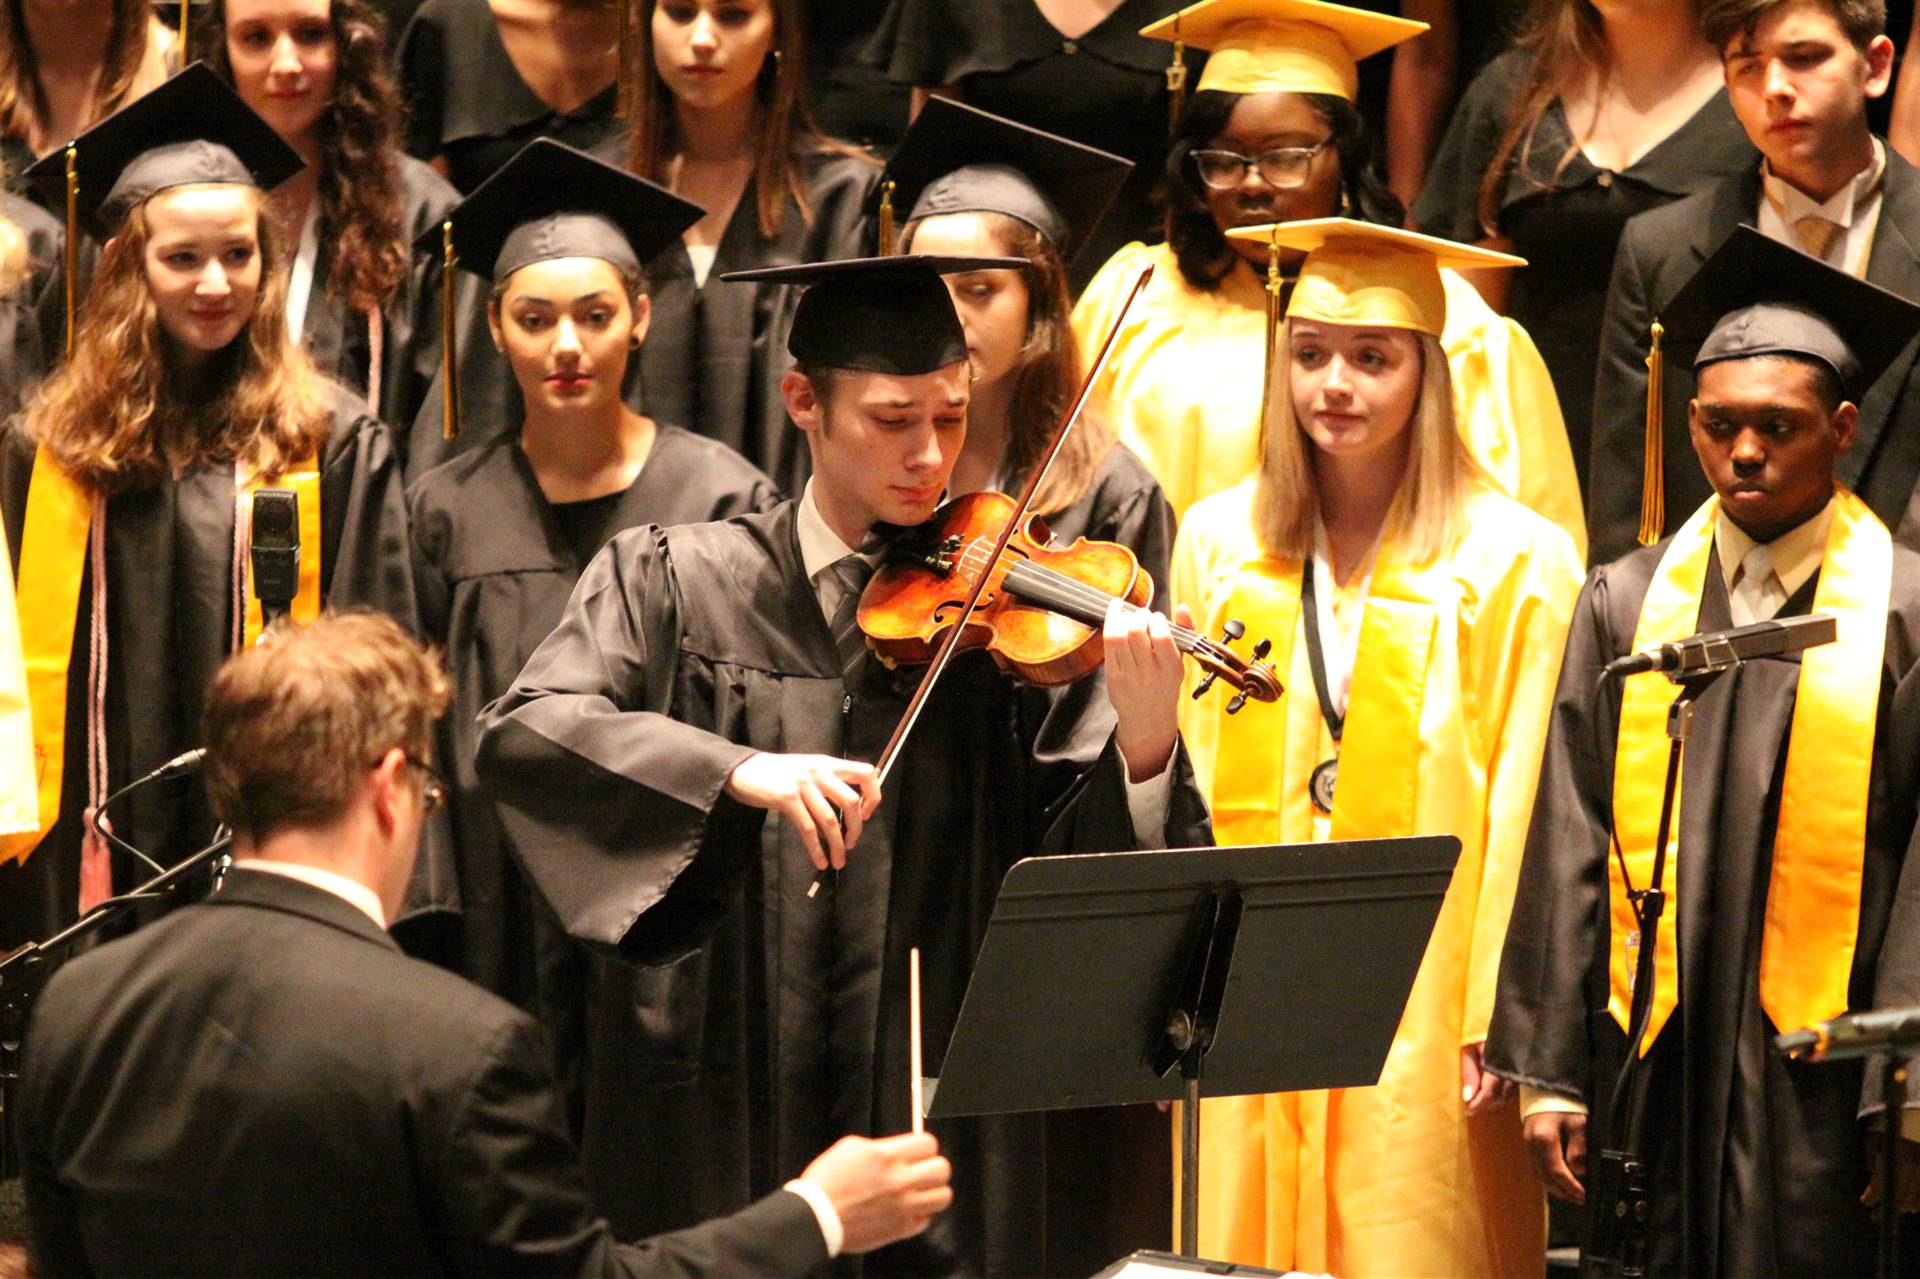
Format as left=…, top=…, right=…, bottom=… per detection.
left=232, top=858, right=387, bottom=930
left=1714, top=495, right=1833, bottom=605
left=1761, top=137, right=1886, bottom=231
left=797, top=480, right=867, bottom=583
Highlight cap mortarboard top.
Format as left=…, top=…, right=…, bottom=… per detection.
left=1140, top=0, right=1428, bottom=101
left=24, top=62, right=303, bottom=240
left=721, top=255, right=1026, bottom=376
left=881, top=98, right=1133, bottom=266
left=1664, top=225, right=1920, bottom=400
left=417, top=139, right=703, bottom=282
left=1228, top=218, right=1524, bottom=336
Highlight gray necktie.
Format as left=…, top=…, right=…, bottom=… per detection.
left=825, top=554, right=874, bottom=677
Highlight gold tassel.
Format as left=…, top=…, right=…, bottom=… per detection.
left=1637, top=318, right=1665, bottom=546
left=877, top=179, right=896, bottom=256
left=63, top=143, right=77, bottom=360
left=1256, top=229, right=1283, bottom=450
left=1166, top=17, right=1188, bottom=136
left=441, top=221, right=460, bottom=441
left=179, top=0, right=189, bottom=47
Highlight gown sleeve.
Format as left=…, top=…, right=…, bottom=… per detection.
left=1460, top=519, right=1585, bottom=1045
left=1484, top=565, right=1624, bottom=1100
left=473, top=529, right=761, bottom=965
left=321, top=405, right=421, bottom=636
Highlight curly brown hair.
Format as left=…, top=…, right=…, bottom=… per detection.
left=623, top=0, right=863, bottom=239
left=0, top=0, right=166, bottom=152
left=195, top=0, right=410, bottom=315
left=23, top=193, right=329, bottom=495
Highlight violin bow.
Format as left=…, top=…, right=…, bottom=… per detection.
left=868, top=263, right=1155, bottom=790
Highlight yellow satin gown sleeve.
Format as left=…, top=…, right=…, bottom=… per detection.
left=0, top=515, right=40, bottom=836
left=1169, top=483, right=1583, bottom=1278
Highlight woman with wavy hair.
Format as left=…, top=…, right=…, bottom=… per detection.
left=614, top=0, right=874, bottom=495
left=197, top=0, right=484, bottom=475
left=0, top=67, right=414, bottom=950
left=1173, top=218, right=1582, bottom=1277
left=1412, top=0, right=1751, bottom=497
left=0, top=0, right=175, bottom=184
left=1071, top=0, right=1585, bottom=557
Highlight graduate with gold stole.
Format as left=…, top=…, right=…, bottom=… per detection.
left=1171, top=218, right=1584, bottom=1277
left=1071, top=0, right=1584, bottom=556
left=1489, top=228, right=1920, bottom=1277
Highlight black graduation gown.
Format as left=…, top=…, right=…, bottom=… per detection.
left=1, top=194, right=61, bottom=421
left=301, top=153, right=492, bottom=479
left=629, top=149, right=877, bottom=497
left=405, top=426, right=777, bottom=1093
left=395, top=0, right=620, bottom=194
left=0, top=379, right=417, bottom=950
left=474, top=499, right=1212, bottom=1278
left=1486, top=538, right=1920, bottom=1278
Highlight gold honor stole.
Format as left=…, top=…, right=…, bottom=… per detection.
left=1206, top=552, right=1436, bottom=847
left=2, top=446, right=321, bottom=865
left=1609, top=489, right=1889, bottom=1051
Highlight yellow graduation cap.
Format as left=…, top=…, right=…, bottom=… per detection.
left=1228, top=218, right=1525, bottom=336
left=1140, top=0, right=1428, bottom=102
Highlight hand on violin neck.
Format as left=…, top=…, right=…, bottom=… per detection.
left=724, top=752, right=882, bottom=872
left=1103, top=600, right=1190, bottom=783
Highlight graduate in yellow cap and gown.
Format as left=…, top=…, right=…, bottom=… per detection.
left=1490, top=227, right=1920, bottom=1276
left=1073, top=0, right=1584, bottom=557
left=0, top=65, right=415, bottom=948
left=1173, top=217, right=1584, bottom=1277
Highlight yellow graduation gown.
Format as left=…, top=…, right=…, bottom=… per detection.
left=1170, top=479, right=1584, bottom=1278
left=1071, top=241, right=1586, bottom=560
left=0, top=518, right=33, bottom=837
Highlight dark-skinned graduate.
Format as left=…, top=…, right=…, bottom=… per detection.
left=406, top=138, right=778, bottom=1097
left=1487, top=226, right=1920, bottom=1278
left=475, top=251, right=1214, bottom=1278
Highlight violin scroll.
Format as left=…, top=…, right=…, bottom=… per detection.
left=1186, top=618, right=1282, bottom=713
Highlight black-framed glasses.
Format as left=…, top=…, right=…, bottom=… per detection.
left=1192, top=141, right=1332, bottom=191
left=399, top=753, right=448, bottom=815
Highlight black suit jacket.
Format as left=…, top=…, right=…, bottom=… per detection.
left=19, top=869, right=829, bottom=1278
left=1587, top=150, right=1920, bottom=564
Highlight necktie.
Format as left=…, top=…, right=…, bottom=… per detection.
left=1732, top=543, right=1785, bottom=627
left=824, top=553, right=874, bottom=677
left=1793, top=214, right=1843, bottom=263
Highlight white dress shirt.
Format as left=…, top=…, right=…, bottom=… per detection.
left=795, top=482, right=1175, bottom=844
left=1757, top=139, right=1887, bottom=276
left=231, top=858, right=387, bottom=929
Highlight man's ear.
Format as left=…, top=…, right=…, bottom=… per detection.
left=1866, top=34, right=1897, bottom=99
left=781, top=368, right=825, bottom=434
left=1833, top=400, right=1861, bottom=455
left=369, top=746, right=408, bottom=836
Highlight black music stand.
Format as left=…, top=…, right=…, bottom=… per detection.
left=925, top=836, right=1461, bottom=1272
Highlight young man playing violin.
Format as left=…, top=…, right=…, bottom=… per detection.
left=477, top=254, right=1214, bottom=1279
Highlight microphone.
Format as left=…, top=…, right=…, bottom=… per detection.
left=141, top=748, right=206, bottom=783
left=1603, top=614, right=1836, bottom=680
left=1778, top=1006, right=1920, bottom=1062
left=250, top=489, right=300, bottom=631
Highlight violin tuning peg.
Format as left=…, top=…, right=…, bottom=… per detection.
left=1190, top=671, right=1218, bottom=700
left=1221, top=619, right=1246, bottom=644
left=1251, top=639, right=1272, bottom=661
left=1226, top=691, right=1249, bottom=715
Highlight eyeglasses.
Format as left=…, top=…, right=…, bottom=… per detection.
left=400, top=753, right=448, bottom=815
left=1192, top=141, right=1332, bottom=191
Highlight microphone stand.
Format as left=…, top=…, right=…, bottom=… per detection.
left=0, top=774, right=230, bottom=1179
left=1583, top=666, right=1731, bottom=1278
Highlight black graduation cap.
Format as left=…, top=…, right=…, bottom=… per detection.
left=875, top=98, right=1134, bottom=265
left=417, top=138, right=702, bottom=282
left=23, top=62, right=303, bottom=241
left=1665, top=225, right=1920, bottom=400
left=721, top=255, right=1026, bottom=376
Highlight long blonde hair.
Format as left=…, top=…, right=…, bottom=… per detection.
left=1253, top=322, right=1475, bottom=565
left=24, top=193, right=329, bottom=495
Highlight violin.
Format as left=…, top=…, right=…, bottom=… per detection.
left=859, top=491, right=1283, bottom=708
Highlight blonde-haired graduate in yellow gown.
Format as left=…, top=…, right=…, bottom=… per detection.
left=1073, top=0, right=1584, bottom=557
left=1172, top=218, right=1585, bottom=1278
